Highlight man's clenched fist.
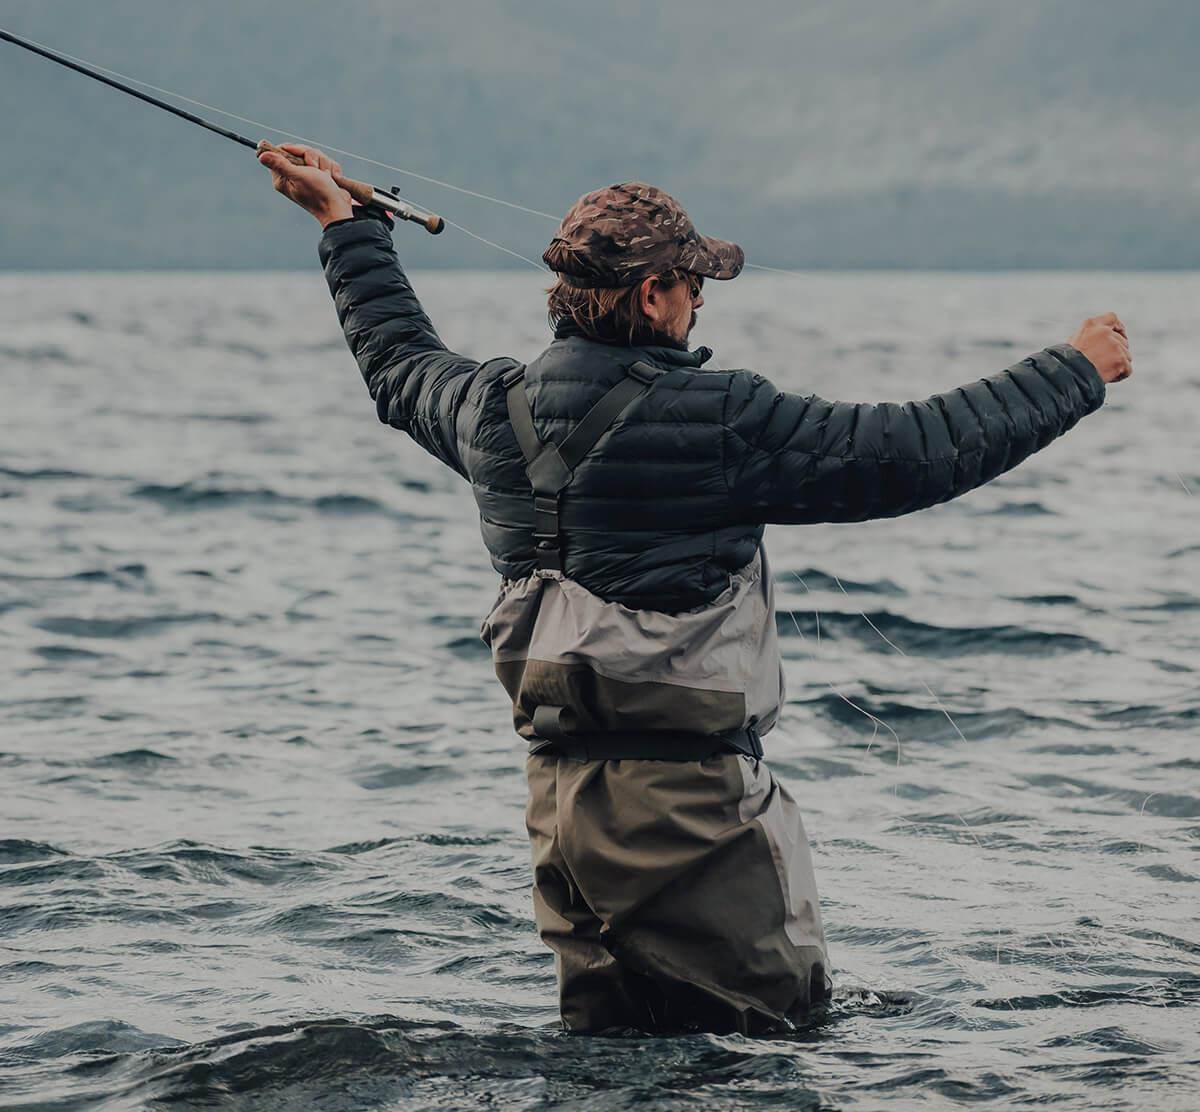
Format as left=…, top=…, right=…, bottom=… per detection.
left=1068, top=313, right=1132, bottom=385
left=258, top=142, right=355, bottom=229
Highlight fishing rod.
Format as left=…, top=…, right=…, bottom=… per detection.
left=0, top=27, right=444, bottom=234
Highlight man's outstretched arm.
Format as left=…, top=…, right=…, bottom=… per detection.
left=723, top=317, right=1132, bottom=524
left=259, top=143, right=478, bottom=478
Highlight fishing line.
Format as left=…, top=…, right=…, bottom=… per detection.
left=744, top=262, right=808, bottom=276
left=789, top=571, right=898, bottom=760
left=0, top=29, right=561, bottom=225
left=440, top=217, right=550, bottom=273
left=787, top=568, right=1010, bottom=964
left=0, top=30, right=855, bottom=280
left=788, top=570, right=996, bottom=841
left=832, top=574, right=971, bottom=746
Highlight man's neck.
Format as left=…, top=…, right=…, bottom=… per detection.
left=553, top=320, right=689, bottom=351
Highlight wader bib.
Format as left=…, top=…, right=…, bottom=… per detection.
left=488, top=360, right=779, bottom=763
left=490, top=358, right=831, bottom=1033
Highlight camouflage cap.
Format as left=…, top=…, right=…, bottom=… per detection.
left=543, top=182, right=744, bottom=289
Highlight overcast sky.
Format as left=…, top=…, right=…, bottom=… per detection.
left=2, top=0, right=1198, bottom=268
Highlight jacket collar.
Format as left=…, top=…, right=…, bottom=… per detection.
left=551, top=321, right=712, bottom=368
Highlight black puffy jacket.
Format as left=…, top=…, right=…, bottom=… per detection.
left=320, top=213, right=1106, bottom=613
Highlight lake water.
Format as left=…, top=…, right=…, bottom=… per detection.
left=1, top=269, right=1197, bottom=1109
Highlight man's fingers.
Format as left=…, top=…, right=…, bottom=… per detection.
left=1092, top=311, right=1127, bottom=336
left=258, top=151, right=300, bottom=179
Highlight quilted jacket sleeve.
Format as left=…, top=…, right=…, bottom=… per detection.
left=318, top=212, right=479, bottom=478
left=723, top=345, right=1106, bottom=524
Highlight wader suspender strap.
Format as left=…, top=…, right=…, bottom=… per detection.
left=503, top=360, right=667, bottom=572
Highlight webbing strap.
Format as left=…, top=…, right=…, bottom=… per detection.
left=527, top=719, right=764, bottom=762
left=557, top=367, right=661, bottom=470
left=504, top=368, right=542, bottom=465
left=503, top=360, right=667, bottom=570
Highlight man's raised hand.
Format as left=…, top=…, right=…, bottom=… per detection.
left=1068, top=313, right=1133, bottom=384
left=257, top=143, right=355, bottom=228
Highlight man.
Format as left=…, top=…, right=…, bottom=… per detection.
left=259, top=143, right=1132, bottom=1035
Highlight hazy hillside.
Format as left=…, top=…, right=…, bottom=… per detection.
left=2, top=0, right=1198, bottom=268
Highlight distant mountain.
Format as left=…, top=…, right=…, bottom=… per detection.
left=2, top=0, right=1198, bottom=269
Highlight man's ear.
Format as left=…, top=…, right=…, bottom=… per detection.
left=638, top=276, right=662, bottom=323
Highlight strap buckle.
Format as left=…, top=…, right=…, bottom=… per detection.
left=746, top=720, right=764, bottom=760
left=627, top=360, right=666, bottom=385
left=534, top=541, right=562, bottom=571
left=532, top=494, right=559, bottom=541
left=721, top=718, right=764, bottom=760
left=501, top=364, right=527, bottom=388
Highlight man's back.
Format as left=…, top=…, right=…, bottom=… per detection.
left=321, top=211, right=1107, bottom=616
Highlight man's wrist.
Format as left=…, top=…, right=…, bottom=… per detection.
left=317, top=203, right=355, bottom=229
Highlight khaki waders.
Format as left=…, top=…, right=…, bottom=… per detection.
left=525, top=751, right=831, bottom=1034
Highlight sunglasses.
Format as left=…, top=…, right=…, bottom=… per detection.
left=649, top=274, right=704, bottom=299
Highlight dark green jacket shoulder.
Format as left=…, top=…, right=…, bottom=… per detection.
left=320, top=214, right=1105, bottom=611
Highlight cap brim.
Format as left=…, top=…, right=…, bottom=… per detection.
left=682, top=234, right=745, bottom=281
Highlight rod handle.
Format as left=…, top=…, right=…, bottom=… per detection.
left=256, top=140, right=444, bottom=235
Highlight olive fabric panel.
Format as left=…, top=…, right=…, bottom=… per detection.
left=482, top=549, right=783, bottom=741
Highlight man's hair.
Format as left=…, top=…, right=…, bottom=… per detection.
left=546, top=269, right=690, bottom=346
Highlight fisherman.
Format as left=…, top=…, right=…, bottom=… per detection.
left=259, top=142, right=1132, bottom=1035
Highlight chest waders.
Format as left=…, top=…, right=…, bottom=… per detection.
left=502, top=361, right=765, bottom=763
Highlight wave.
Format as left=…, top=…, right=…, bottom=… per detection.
left=0, top=694, right=89, bottom=721
left=34, top=613, right=225, bottom=639
left=0, top=343, right=74, bottom=364
left=786, top=568, right=905, bottom=595
left=35, top=994, right=917, bottom=1110
left=776, top=608, right=1103, bottom=656
left=6, top=1019, right=184, bottom=1061
left=444, top=635, right=492, bottom=659
left=353, top=763, right=457, bottom=790
left=1006, top=592, right=1087, bottom=607
left=105, top=840, right=336, bottom=887
left=0, top=839, right=69, bottom=864
left=0, top=564, right=148, bottom=587
left=976, top=976, right=1200, bottom=1011
left=0, top=465, right=94, bottom=481
left=130, top=482, right=408, bottom=519
left=326, top=833, right=501, bottom=855
left=32, top=644, right=113, bottom=661
left=179, top=336, right=269, bottom=361
left=185, top=412, right=273, bottom=424
left=969, top=500, right=1054, bottom=516
left=89, top=748, right=176, bottom=767
left=801, top=692, right=1078, bottom=742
